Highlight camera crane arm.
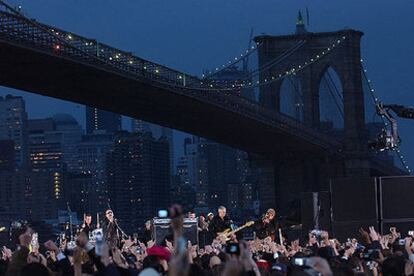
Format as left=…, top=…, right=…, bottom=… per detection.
left=381, top=104, right=414, bottom=120
left=371, top=103, right=414, bottom=151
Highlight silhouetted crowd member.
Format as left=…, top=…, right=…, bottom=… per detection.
left=141, top=220, right=152, bottom=244
left=2, top=205, right=414, bottom=276
left=198, top=215, right=212, bottom=248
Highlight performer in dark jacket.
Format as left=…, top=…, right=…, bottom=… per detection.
left=254, top=208, right=278, bottom=240
left=208, top=206, right=232, bottom=237
left=102, top=209, right=119, bottom=249
left=79, top=213, right=95, bottom=238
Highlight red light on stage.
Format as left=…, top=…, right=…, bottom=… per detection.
left=54, top=44, right=60, bottom=50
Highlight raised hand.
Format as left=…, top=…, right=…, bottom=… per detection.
left=239, top=241, right=260, bottom=276
left=165, top=239, right=174, bottom=252
left=390, top=226, right=400, bottom=242
left=405, top=237, right=413, bottom=255
left=359, top=228, right=371, bottom=244
left=112, top=248, right=128, bottom=269
left=369, top=226, right=379, bottom=241
left=1, top=246, right=11, bottom=260
left=306, top=256, right=333, bottom=276
left=49, top=250, right=57, bottom=262
left=100, top=243, right=111, bottom=267
left=122, top=238, right=134, bottom=251
left=380, top=235, right=390, bottom=249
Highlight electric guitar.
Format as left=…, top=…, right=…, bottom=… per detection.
left=217, top=221, right=255, bottom=241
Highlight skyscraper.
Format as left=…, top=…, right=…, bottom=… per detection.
left=86, top=107, right=121, bottom=134
left=131, top=119, right=174, bottom=175
left=28, top=114, right=83, bottom=203
left=28, top=114, right=83, bottom=173
left=107, top=132, right=170, bottom=231
left=76, top=131, right=114, bottom=214
left=0, top=170, right=64, bottom=220
left=0, top=140, right=14, bottom=171
left=176, top=136, right=209, bottom=213
left=0, top=95, right=28, bottom=169
left=176, top=136, right=250, bottom=216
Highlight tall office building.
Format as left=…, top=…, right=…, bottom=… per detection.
left=0, top=95, right=28, bottom=169
left=0, top=140, right=15, bottom=171
left=86, top=107, right=121, bottom=134
left=0, top=170, right=67, bottom=220
left=28, top=114, right=83, bottom=204
left=131, top=119, right=174, bottom=175
left=28, top=114, right=83, bottom=173
left=75, top=131, right=114, bottom=214
left=176, top=136, right=250, bottom=217
left=199, top=141, right=239, bottom=209
left=107, top=132, right=170, bottom=231
left=53, top=114, right=84, bottom=172
left=175, top=137, right=209, bottom=213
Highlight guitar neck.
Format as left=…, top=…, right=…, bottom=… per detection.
left=231, top=223, right=251, bottom=234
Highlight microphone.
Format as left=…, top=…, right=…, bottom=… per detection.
left=66, top=202, right=72, bottom=213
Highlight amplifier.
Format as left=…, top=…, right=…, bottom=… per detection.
left=153, top=218, right=198, bottom=245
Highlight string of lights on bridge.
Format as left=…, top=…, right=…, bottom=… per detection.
left=195, top=35, right=348, bottom=91
left=48, top=22, right=347, bottom=92
left=3, top=1, right=409, bottom=174
left=360, top=59, right=411, bottom=174
left=201, top=43, right=261, bottom=79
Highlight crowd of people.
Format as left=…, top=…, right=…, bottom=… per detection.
left=1, top=204, right=414, bottom=276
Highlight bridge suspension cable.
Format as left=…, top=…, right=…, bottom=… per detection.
left=321, top=71, right=344, bottom=119
left=361, top=61, right=411, bottom=174
left=0, top=0, right=348, bottom=94
left=0, top=1, right=348, bottom=153
left=192, top=36, right=348, bottom=91
left=207, top=39, right=307, bottom=88
left=0, top=0, right=349, bottom=127
left=201, top=42, right=261, bottom=79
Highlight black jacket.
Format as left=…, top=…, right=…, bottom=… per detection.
left=102, top=220, right=119, bottom=248
left=80, top=224, right=95, bottom=237
left=208, top=216, right=231, bottom=236
left=254, top=218, right=277, bottom=240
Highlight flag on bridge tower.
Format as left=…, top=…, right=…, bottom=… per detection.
left=295, top=10, right=307, bottom=34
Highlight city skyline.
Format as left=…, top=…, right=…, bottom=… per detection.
left=1, top=0, right=413, bottom=168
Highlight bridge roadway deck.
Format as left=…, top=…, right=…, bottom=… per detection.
left=0, top=10, right=343, bottom=157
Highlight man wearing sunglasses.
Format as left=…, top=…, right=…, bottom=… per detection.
left=102, top=209, right=119, bottom=249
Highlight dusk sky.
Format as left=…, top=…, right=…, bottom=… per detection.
left=1, top=0, right=414, bottom=169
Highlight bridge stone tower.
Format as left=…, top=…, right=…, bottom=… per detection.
left=253, top=29, right=370, bottom=213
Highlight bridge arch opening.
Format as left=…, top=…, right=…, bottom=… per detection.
left=279, top=75, right=304, bottom=122
left=318, top=66, right=344, bottom=134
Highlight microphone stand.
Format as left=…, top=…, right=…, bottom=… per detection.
left=106, top=201, right=128, bottom=239
left=114, top=218, right=128, bottom=240
left=66, top=202, right=74, bottom=242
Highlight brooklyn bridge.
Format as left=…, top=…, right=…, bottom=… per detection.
left=0, top=1, right=407, bottom=216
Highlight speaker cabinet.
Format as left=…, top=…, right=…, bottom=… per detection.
left=153, top=218, right=198, bottom=245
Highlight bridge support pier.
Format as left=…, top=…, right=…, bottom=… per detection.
left=250, top=153, right=344, bottom=216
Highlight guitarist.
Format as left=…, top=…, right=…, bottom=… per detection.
left=208, top=206, right=232, bottom=238
left=254, top=208, right=277, bottom=240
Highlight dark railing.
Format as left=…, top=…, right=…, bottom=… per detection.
left=0, top=9, right=342, bottom=152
